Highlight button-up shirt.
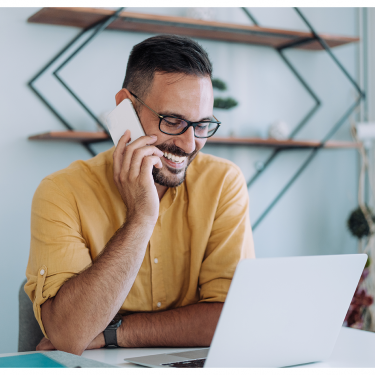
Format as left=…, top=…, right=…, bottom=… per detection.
left=25, top=147, right=255, bottom=336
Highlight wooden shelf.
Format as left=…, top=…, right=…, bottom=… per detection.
left=206, top=137, right=360, bottom=148
left=28, top=8, right=359, bottom=50
left=28, top=131, right=109, bottom=143
left=28, top=132, right=360, bottom=149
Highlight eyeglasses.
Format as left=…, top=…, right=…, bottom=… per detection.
left=129, top=91, right=221, bottom=138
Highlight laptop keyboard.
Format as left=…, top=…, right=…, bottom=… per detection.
left=161, top=358, right=206, bottom=368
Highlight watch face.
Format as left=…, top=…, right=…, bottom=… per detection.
left=108, top=313, right=122, bottom=328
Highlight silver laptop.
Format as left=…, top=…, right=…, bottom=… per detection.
left=125, top=254, right=366, bottom=368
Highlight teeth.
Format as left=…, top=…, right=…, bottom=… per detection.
left=163, top=152, right=187, bottom=163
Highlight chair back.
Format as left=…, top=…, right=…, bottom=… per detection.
left=18, top=279, right=44, bottom=352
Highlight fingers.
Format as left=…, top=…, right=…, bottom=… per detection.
left=113, top=133, right=163, bottom=193
left=128, top=146, right=163, bottom=181
left=121, top=135, right=159, bottom=176
left=139, top=156, right=163, bottom=184
left=113, top=132, right=156, bottom=183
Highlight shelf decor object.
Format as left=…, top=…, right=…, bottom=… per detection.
left=268, top=120, right=290, bottom=140
left=26, top=7, right=364, bottom=231
left=212, top=78, right=239, bottom=120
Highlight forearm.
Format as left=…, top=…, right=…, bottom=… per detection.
left=41, top=219, right=153, bottom=355
left=118, top=302, right=224, bottom=348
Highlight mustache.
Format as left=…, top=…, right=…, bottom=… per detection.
left=155, top=142, right=196, bottom=158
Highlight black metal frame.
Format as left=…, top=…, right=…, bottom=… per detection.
left=242, top=7, right=365, bottom=230
left=28, top=7, right=124, bottom=156
left=28, top=7, right=365, bottom=230
left=52, top=8, right=125, bottom=136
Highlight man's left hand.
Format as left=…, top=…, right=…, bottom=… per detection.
left=36, top=332, right=105, bottom=351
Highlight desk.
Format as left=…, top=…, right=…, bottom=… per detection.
left=81, top=327, right=375, bottom=368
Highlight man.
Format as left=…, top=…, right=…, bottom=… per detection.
left=25, top=35, right=255, bottom=355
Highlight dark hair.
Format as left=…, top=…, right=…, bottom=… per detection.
left=122, top=35, right=212, bottom=100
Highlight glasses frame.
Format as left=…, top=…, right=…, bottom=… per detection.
left=129, top=91, right=221, bottom=138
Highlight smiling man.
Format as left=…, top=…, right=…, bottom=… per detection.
left=25, top=35, right=255, bottom=355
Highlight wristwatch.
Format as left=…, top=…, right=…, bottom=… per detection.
left=103, top=314, right=122, bottom=348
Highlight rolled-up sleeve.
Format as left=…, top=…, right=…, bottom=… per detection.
left=25, top=178, right=92, bottom=337
left=198, top=166, right=255, bottom=303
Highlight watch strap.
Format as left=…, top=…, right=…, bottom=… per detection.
left=103, top=314, right=122, bottom=348
left=104, top=328, right=118, bottom=347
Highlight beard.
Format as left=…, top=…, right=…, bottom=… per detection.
left=152, top=142, right=198, bottom=188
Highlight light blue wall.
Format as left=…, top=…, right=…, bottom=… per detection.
left=0, top=7, right=359, bottom=354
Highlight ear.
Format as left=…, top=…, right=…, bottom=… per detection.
left=115, top=88, right=133, bottom=106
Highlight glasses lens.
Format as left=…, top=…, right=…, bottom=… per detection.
left=160, top=117, right=188, bottom=135
left=160, top=116, right=220, bottom=138
left=194, top=122, right=219, bottom=138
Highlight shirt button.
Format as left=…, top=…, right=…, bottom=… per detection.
left=40, top=269, right=45, bottom=276
left=154, top=258, right=158, bottom=264
left=157, top=302, right=161, bottom=308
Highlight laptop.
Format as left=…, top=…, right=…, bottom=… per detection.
left=125, top=254, right=367, bottom=368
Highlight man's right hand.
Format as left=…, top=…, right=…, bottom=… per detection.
left=113, top=130, right=164, bottom=226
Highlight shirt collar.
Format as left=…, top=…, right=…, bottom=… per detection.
left=159, top=186, right=178, bottom=217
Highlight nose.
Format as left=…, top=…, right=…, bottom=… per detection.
left=174, top=125, right=196, bottom=155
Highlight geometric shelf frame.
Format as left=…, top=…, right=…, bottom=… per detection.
left=28, top=8, right=125, bottom=156
left=27, top=7, right=364, bottom=230
left=244, top=7, right=365, bottom=230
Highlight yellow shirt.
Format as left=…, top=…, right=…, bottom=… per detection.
left=25, top=147, right=255, bottom=336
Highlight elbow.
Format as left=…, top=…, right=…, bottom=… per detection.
left=41, top=300, right=87, bottom=355
left=48, top=331, right=87, bottom=356
left=63, top=345, right=86, bottom=357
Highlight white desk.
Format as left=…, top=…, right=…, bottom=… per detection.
left=81, top=327, right=375, bottom=368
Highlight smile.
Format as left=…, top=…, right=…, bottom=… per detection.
left=163, top=152, right=187, bottom=164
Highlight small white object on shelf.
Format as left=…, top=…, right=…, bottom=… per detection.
left=356, top=122, right=375, bottom=149
left=356, top=122, right=375, bottom=139
left=185, top=8, right=216, bottom=21
left=268, top=120, right=290, bottom=140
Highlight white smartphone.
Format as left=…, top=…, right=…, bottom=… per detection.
left=106, top=98, right=146, bottom=146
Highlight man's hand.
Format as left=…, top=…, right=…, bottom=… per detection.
left=113, top=130, right=164, bottom=226
left=36, top=333, right=105, bottom=352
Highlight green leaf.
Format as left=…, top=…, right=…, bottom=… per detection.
left=212, top=78, right=227, bottom=91
left=214, top=97, right=239, bottom=110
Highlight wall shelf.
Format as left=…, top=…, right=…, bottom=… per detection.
left=206, top=137, right=360, bottom=148
left=26, top=7, right=364, bottom=230
left=28, top=131, right=109, bottom=143
left=28, top=131, right=360, bottom=149
left=27, top=7, right=358, bottom=51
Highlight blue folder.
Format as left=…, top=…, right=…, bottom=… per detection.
left=0, top=353, right=65, bottom=368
